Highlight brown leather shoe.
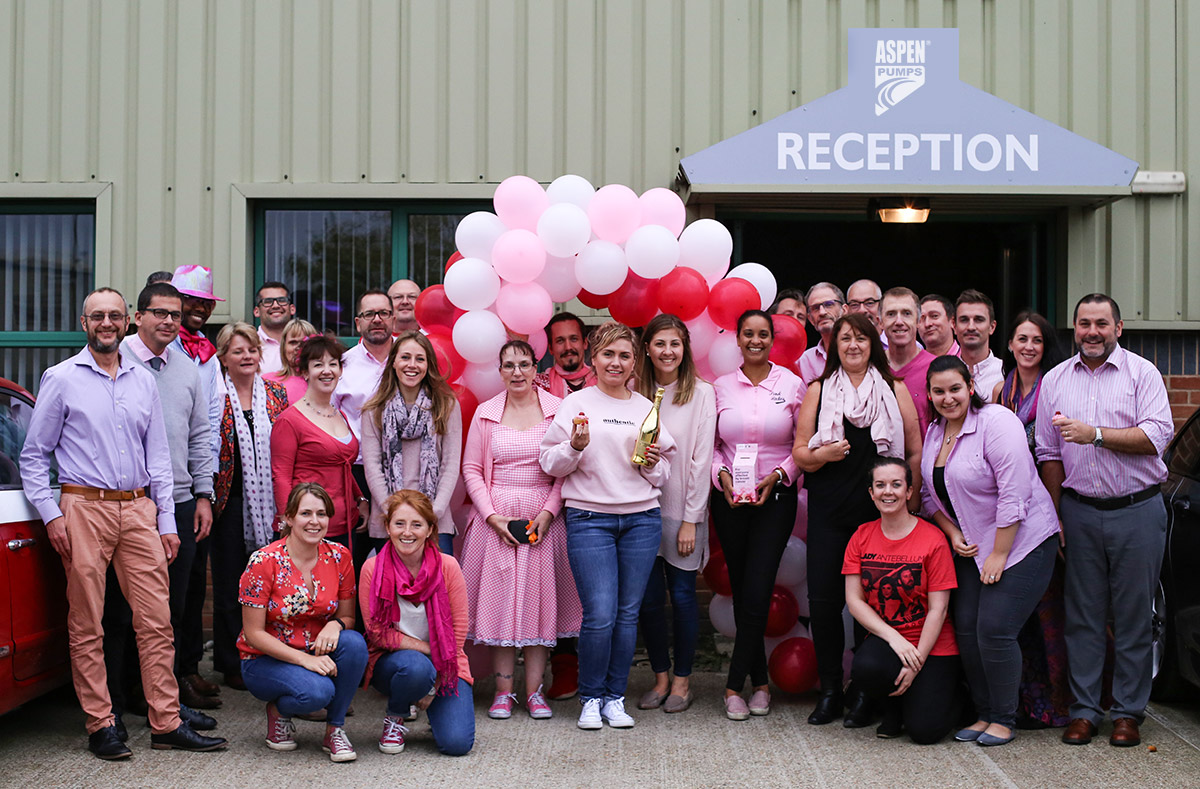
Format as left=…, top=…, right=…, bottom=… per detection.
left=180, top=679, right=222, bottom=710
left=183, top=672, right=221, bottom=697
left=1109, top=718, right=1141, bottom=747
left=1061, top=718, right=1098, bottom=745
left=224, top=671, right=247, bottom=691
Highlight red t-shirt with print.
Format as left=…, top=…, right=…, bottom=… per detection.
left=842, top=517, right=958, bottom=656
left=237, top=538, right=356, bottom=659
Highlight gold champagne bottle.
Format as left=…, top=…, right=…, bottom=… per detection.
left=631, top=386, right=666, bottom=466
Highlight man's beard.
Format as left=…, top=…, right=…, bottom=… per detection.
left=87, top=334, right=121, bottom=354
left=558, top=355, right=580, bottom=372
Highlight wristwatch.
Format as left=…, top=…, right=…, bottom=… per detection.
left=195, top=492, right=213, bottom=501
left=1092, top=426, right=1104, bottom=448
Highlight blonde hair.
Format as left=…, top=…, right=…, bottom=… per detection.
left=215, top=321, right=261, bottom=363
left=363, top=330, right=457, bottom=435
left=589, top=321, right=639, bottom=356
left=277, top=318, right=317, bottom=377
left=637, top=314, right=698, bottom=405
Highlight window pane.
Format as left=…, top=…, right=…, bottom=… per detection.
left=0, top=212, right=95, bottom=332
left=263, top=210, right=392, bottom=336
left=0, top=347, right=77, bottom=399
left=408, top=214, right=467, bottom=288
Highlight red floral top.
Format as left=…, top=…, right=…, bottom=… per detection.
left=236, top=538, right=356, bottom=659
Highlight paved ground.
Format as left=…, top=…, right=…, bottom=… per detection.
left=4, top=657, right=1200, bottom=789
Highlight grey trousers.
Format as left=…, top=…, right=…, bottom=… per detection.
left=1062, top=494, right=1166, bottom=724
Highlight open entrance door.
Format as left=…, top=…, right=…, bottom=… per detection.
left=725, top=213, right=1057, bottom=343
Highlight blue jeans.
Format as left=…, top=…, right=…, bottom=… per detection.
left=565, top=507, right=662, bottom=702
left=370, top=649, right=475, bottom=756
left=639, top=556, right=698, bottom=677
left=438, top=533, right=455, bottom=556
left=240, top=629, right=367, bottom=727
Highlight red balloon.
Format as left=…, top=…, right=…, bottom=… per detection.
left=707, top=278, right=761, bottom=331
left=414, top=285, right=465, bottom=333
left=765, top=585, right=801, bottom=637
left=450, top=383, right=479, bottom=450
left=701, top=554, right=732, bottom=597
left=768, top=637, right=819, bottom=694
left=656, top=267, right=709, bottom=321
left=769, top=314, right=808, bottom=366
left=607, top=273, right=659, bottom=327
left=577, top=288, right=610, bottom=310
left=445, top=250, right=464, bottom=272
left=427, top=330, right=466, bottom=382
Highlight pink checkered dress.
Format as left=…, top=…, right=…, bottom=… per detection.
left=461, top=421, right=581, bottom=647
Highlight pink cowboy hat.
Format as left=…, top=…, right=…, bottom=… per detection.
left=170, top=265, right=225, bottom=301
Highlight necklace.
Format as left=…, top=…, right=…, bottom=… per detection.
left=944, top=424, right=964, bottom=445
left=303, top=398, right=337, bottom=418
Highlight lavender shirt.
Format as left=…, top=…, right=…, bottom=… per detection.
left=20, top=348, right=176, bottom=535
left=1035, top=346, right=1173, bottom=498
left=922, top=404, right=1058, bottom=571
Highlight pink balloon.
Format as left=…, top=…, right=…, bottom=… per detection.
left=495, top=281, right=554, bottom=335
left=490, top=229, right=546, bottom=284
left=708, top=331, right=742, bottom=378
left=639, top=187, right=686, bottom=237
left=684, top=313, right=720, bottom=358
left=529, top=326, right=548, bottom=360
left=493, top=175, right=550, bottom=232
left=587, top=184, right=642, bottom=244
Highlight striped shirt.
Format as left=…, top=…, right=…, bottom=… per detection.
left=1035, top=346, right=1172, bottom=498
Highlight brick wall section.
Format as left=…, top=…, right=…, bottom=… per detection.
left=1167, top=375, right=1200, bottom=432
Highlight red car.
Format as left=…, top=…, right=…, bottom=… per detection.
left=0, top=377, right=70, bottom=715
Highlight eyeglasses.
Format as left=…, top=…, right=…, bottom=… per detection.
left=847, top=298, right=880, bottom=310
left=809, top=299, right=843, bottom=313
left=357, top=309, right=394, bottom=321
left=391, top=294, right=418, bottom=303
left=256, top=296, right=291, bottom=307
left=144, top=308, right=183, bottom=322
left=500, top=361, right=535, bottom=372
left=84, top=311, right=128, bottom=324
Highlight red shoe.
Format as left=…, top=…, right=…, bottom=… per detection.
left=547, top=654, right=579, bottom=700
left=322, top=725, right=357, bottom=762
left=265, top=702, right=296, bottom=751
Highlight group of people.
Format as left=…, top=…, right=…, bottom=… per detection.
left=17, top=263, right=1174, bottom=762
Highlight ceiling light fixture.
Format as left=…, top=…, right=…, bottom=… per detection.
left=876, top=197, right=930, bottom=223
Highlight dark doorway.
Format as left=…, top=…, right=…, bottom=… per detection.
left=724, top=213, right=1057, bottom=351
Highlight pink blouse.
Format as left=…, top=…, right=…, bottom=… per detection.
left=711, top=363, right=803, bottom=488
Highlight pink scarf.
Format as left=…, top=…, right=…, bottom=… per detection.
left=370, top=541, right=459, bottom=695
left=541, top=365, right=597, bottom=398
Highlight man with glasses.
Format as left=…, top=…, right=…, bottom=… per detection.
left=388, top=278, right=422, bottom=336
left=253, top=281, right=296, bottom=374
left=104, top=282, right=221, bottom=729
left=797, top=282, right=847, bottom=386
left=846, top=278, right=889, bottom=349
left=20, top=288, right=227, bottom=759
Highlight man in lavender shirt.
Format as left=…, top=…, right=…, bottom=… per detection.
left=20, top=288, right=226, bottom=759
left=1036, top=293, right=1174, bottom=748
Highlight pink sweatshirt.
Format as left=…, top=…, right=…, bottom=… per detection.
left=539, top=386, right=677, bottom=514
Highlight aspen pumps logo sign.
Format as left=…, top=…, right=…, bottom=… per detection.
left=875, top=38, right=928, bottom=115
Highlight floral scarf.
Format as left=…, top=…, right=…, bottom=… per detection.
left=382, top=389, right=439, bottom=500
left=226, top=371, right=277, bottom=551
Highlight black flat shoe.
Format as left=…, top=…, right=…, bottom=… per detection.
left=843, top=690, right=876, bottom=728
left=807, top=690, right=844, bottom=725
left=88, top=726, right=132, bottom=760
left=150, top=722, right=228, bottom=751
left=180, top=705, right=217, bottom=731
left=114, top=713, right=128, bottom=743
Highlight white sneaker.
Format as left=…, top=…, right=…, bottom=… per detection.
left=601, top=697, right=635, bottom=728
left=577, top=698, right=603, bottom=730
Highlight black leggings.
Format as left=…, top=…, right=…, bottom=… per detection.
left=806, top=521, right=866, bottom=688
left=710, top=487, right=797, bottom=692
left=852, top=635, right=962, bottom=744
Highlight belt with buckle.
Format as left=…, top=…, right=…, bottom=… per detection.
left=61, top=484, right=147, bottom=502
left=1062, top=485, right=1159, bottom=511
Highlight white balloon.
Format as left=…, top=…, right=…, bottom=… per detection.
left=546, top=174, right=596, bottom=210
left=454, top=211, right=508, bottom=261
left=707, top=331, right=742, bottom=378
left=709, top=594, right=736, bottom=638
left=775, top=536, right=808, bottom=587
left=452, top=309, right=508, bottom=364
left=624, top=224, right=680, bottom=279
left=459, top=361, right=505, bottom=400
left=537, top=202, right=592, bottom=258
left=443, top=256, right=501, bottom=310
left=575, top=240, right=628, bottom=296
left=790, top=582, right=810, bottom=618
left=683, top=313, right=719, bottom=358
left=495, top=282, right=555, bottom=335
left=678, top=219, right=733, bottom=283
left=728, top=262, right=778, bottom=310
left=537, top=255, right=582, bottom=302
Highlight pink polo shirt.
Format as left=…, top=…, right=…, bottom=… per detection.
left=797, top=342, right=828, bottom=387
left=711, top=363, right=802, bottom=488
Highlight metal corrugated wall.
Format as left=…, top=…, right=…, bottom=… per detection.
left=0, top=0, right=1192, bottom=325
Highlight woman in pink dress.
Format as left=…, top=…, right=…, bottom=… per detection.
left=460, top=340, right=581, bottom=722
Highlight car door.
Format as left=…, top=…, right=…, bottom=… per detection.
left=0, top=384, right=69, bottom=682
left=1163, top=410, right=1200, bottom=690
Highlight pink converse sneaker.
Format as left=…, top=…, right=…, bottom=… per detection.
left=265, top=702, right=296, bottom=751
left=526, top=686, right=553, bottom=719
left=322, top=726, right=357, bottom=762
left=488, top=692, right=518, bottom=719
left=378, top=715, right=408, bottom=754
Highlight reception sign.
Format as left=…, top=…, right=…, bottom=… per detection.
left=680, top=28, right=1138, bottom=190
